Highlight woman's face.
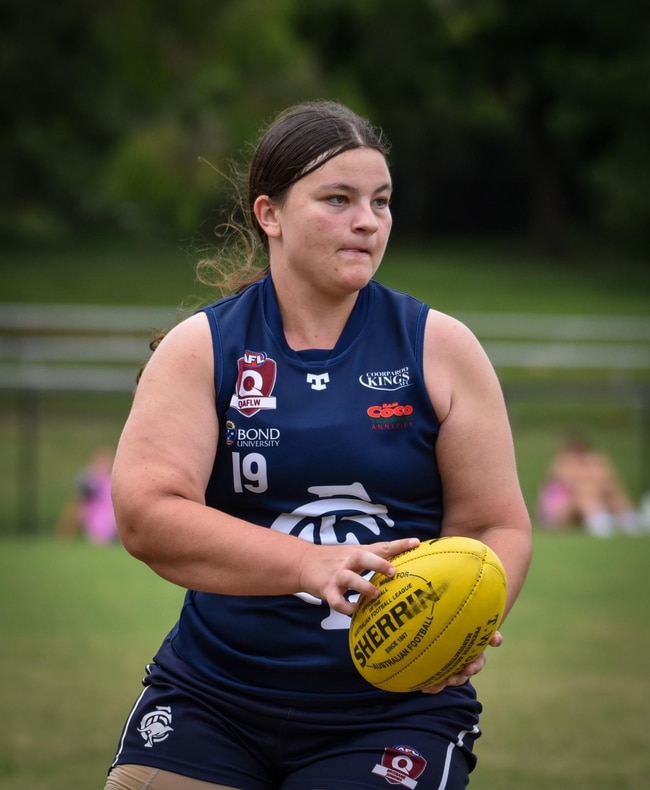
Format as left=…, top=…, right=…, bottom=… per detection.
left=267, top=147, right=393, bottom=298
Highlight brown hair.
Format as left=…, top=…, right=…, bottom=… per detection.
left=247, top=101, right=390, bottom=245
left=198, top=100, right=390, bottom=294
left=140, top=102, right=390, bottom=380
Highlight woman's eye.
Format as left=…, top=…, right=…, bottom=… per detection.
left=374, top=197, right=390, bottom=209
left=328, top=195, right=347, bottom=205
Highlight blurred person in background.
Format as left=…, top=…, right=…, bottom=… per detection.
left=55, top=447, right=118, bottom=544
left=536, top=432, right=640, bottom=537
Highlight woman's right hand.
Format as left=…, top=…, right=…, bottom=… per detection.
left=297, top=537, right=420, bottom=616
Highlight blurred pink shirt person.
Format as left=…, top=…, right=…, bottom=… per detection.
left=56, top=448, right=118, bottom=544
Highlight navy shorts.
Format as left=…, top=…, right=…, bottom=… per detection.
left=108, top=647, right=482, bottom=790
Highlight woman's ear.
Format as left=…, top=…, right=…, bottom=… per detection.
left=253, top=195, right=282, bottom=239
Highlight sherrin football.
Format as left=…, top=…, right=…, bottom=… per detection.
left=349, top=536, right=507, bottom=692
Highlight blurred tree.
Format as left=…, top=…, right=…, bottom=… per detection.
left=1, top=0, right=647, bottom=251
left=1, top=0, right=115, bottom=235
left=1, top=0, right=328, bottom=238
left=430, top=0, right=650, bottom=251
left=295, top=0, right=650, bottom=251
left=97, top=0, right=330, bottom=235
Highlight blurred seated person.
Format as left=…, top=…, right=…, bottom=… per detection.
left=55, top=447, right=119, bottom=544
left=536, top=433, right=639, bottom=537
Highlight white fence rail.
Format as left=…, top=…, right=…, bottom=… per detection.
left=1, top=303, right=648, bottom=534
left=0, top=303, right=180, bottom=391
left=0, top=303, right=649, bottom=391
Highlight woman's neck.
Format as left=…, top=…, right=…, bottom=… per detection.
left=272, top=280, right=360, bottom=351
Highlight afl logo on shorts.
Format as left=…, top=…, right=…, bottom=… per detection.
left=230, top=350, right=277, bottom=417
left=137, top=706, right=174, bottom=748
left=372, top=744, right=427, bottom=788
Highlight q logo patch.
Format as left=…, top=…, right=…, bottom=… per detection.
left=229, top=350, right=277, bottom=417
left=372, top=745, right=427, bottom=788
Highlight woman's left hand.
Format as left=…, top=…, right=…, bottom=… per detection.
left=420, top=631, right=503, bottom=694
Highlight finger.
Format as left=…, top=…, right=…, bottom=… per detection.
left=329, top=595, right=357, bottom=617
left=422, top=670, right=471, bottom=694
left=344, top=569, right=383, bottom=601
left=361, top=538, right=420, bottom=578
left=462, top=652, right=487, bottom=677
left=383, top=537, right=420, bottom=558
left=421, top=681, right=448, bottom=695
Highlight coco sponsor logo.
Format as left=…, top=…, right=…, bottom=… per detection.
left=367, top=402, right=414, bottom=431
left=359, top=366, right=411, bottom=391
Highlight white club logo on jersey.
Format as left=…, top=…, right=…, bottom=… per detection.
left=137, top=706, right=174, bottom=748
left=306, top=372, right=330, bottom=390
left=271, top=482, right=394, bottom=630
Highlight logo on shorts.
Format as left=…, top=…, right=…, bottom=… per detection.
left=372, top=745, right=427, bottom=788
left=137, top=705, right=174, bottom=748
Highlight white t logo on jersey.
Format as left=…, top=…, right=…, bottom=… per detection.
left=306, top=372, right=330, bottom=390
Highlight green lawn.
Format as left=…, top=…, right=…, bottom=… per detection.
left=1, top=236, right=648, bottom=788
left=0, top=535, right=648, bottom=789
left=475, top=532, right=650, bottom=789
left=1, top=234, right=648, bottom=315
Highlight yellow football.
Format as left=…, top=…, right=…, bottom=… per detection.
left=349, top=536, right=507, bottom=692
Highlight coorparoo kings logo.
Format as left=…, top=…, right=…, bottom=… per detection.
left=137, top=706, right=174, bottom=748
left=270, top=482, right=395, bottom=631
left=359, top=366, right=411, bottom=391
left=230, top=350, right=277, bottom=417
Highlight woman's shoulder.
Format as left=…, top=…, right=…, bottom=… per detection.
left=424, top=308, right=481, bottom=348
left=370, top=278, right=428, bottom=308
left=200, top=277, right=267, bottom=316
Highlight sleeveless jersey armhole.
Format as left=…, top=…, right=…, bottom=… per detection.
left=200, top=307, right=227, bottom=416
left=414, top=302, right=429, bottom=370
left=414, top=302, right=441, bottom=425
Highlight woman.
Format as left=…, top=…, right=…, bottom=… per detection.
left=105, top=101, right=532, bottom=790
left=537, top=432, right=639, bottom=536
left=55, top=447, right=118, bottom=545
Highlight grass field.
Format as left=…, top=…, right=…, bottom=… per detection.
left=0, top=534, right=648, bottom=789
left=1, top=236, right=648, bottom=787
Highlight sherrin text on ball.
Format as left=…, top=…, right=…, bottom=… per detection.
left=349, top=537, right=507, bottom=692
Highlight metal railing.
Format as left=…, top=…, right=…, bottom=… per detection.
left=1, top=303, right=648, bottom=392
left=1, top=302, right=649, bottom=534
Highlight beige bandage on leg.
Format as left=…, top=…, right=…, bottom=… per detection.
left=105, top=764, right=239, bottom=790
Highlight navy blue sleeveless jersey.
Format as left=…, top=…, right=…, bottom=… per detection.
left=167, top=275, right=444, bottom=705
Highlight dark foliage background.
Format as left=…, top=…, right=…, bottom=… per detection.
left=2, top=0, right=648, bottom=254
